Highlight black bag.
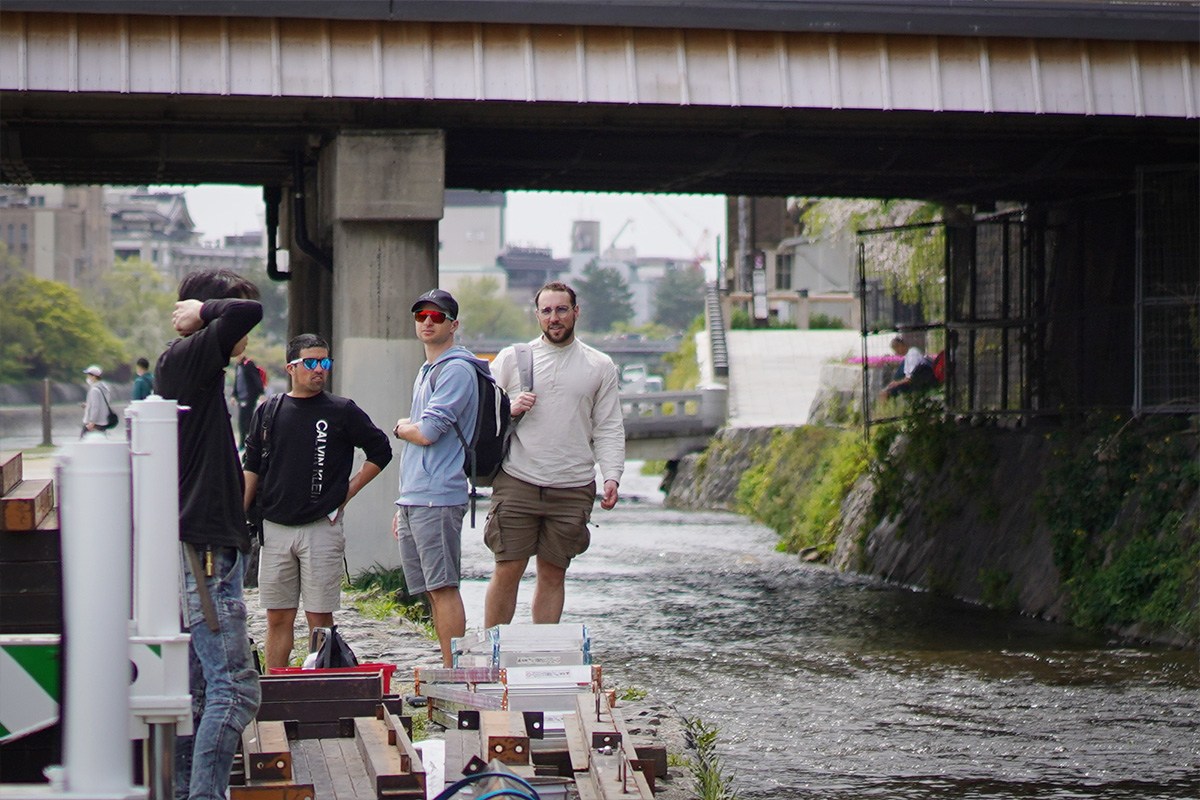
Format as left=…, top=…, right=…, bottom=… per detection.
left=428, top=358, right=512, bottom=485
left=428, top=357, right=512, bottom=527
left=100, top=388, right=119, bottom=430
left=310, top=625, right=358, bottom=669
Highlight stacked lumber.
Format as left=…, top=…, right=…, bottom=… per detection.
left=0, top=451, right=61, bottom=785
left=233, top=672, right=424, bottom=800
left=0, top=452, right=60, bottom=635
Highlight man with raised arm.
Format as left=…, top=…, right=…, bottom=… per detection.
left=155, top=268, right=263, bottom=800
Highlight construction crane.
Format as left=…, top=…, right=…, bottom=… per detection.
left=646, top=197, right=710, bottom=268
left=606, top=218, right=634, bottom=254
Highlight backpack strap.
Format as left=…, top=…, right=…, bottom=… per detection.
left=514, top=342, right=534, bottom=392
left=426, top=358, right=480, bottom=524
left=256, top=393, right=286, bottom=480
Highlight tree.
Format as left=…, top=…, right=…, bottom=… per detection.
left=0, top=272, right=126, bottom=382
left=576, top=260, right=633, bottom=333
left=454, top=276, right=537, bottom=341
left=89, top=258, right=176, bottom=365
left=654, top=264, right=706, bottom=331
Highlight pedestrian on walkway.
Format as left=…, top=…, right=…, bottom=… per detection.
left=80, top=364, right=113, bottom=437
left=133, top=357, right=155, bottom=400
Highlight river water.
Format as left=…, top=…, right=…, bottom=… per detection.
left=452, top=465, right=1198, bottom=800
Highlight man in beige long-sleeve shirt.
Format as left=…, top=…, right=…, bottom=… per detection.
left=483, top=281, right=625, bottom=626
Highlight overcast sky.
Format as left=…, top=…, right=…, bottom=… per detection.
left=170, top=184, right=728, bottom=277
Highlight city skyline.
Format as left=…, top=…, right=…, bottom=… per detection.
left=170, top=184, right=728, bottom=277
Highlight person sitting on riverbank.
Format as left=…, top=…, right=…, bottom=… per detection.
left=881, top=336, right=937, bottom=400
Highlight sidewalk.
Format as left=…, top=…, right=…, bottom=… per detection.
left=725, top=329, right=864, bottom=428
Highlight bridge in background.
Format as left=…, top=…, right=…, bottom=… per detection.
left=2, top=1, right=1194, bottom=573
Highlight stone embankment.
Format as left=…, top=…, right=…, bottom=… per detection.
left=665, top=367, right=1198, bottom=648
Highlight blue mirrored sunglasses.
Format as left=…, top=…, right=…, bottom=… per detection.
left=288, top=357, right=333, bottom=370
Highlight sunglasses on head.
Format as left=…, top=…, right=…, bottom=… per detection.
left=414, top=310, right=454, bottom=323
left=288, top=357, right=333, bottom=370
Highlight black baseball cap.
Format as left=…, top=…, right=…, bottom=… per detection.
left=411, top=289, right=459, bottom=319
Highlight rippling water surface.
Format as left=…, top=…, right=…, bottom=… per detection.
left=454, top=465, right=1198, bottom=799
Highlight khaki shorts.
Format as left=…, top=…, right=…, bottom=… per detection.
left=257, top=516, right=345, bottom=613
left=484, top=470, right=595, bottom=569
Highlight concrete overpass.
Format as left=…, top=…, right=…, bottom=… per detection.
left=1, top=0, right=1195, bottom=572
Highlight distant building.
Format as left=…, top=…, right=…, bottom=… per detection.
left=497, top=245, right=568, bottom=299
left=0, top=184, right=111, bottom=287
left=107, top=186, right=203, bottom=281
left=438, top=190, right=509, bottom=293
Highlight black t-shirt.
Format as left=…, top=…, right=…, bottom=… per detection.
left=156, top=299, right=263, bottom=552
left=243, top=392, right=393, bottom=527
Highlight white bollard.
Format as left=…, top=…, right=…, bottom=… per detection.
left=56, top=437, right=141, bottom=799
left=128, top=396, right=181, bottom=637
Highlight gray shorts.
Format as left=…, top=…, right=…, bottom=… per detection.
left=257, top=516, right=345, bottom=613
left=395, top=504, right=467, bottom=595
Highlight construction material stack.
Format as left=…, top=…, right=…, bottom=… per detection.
left=0, top=451, right=61, bottom=783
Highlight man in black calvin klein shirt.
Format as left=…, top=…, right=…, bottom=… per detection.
left=242, top=333, right=392, bottom=669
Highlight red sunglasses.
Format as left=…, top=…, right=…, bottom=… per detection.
left=414, top=309, right=454, bottom=323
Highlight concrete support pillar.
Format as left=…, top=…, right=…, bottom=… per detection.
left=319, top=130, right=445, bottom=575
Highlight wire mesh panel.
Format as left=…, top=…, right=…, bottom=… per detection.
left=858, top=223, right=947, bottom=427
left=1137, top=166, right=1199, bottom=413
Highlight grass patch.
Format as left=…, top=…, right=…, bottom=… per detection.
left=616, top=685, right=648, bottom=702
left=1036, top=415, right=1199, bottom=638
left=347, top=564, right=436, bottom=638
left=682, top=717, right=741, bottom=800
left=736, top=427, right=866, bottom=557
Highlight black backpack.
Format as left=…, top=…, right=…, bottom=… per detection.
left=428, top=357, right=512, bottom=525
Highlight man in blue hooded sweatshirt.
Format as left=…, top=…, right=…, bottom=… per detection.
left=391, top=288, right=485, bottom=666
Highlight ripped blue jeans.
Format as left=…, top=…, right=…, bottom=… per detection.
left=175, top=545, right=261, bottom=800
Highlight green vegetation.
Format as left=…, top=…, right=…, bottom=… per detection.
left=736, top=427, right=866, bottom=557
left=454, top=276, right=538, bottom=341
left=682, top=717, right=740, bottom=800
left=653, top=265, right=706, bottom=331
left=87, top=257, right=176, bottom=365
left=577, top=260, right=634, bottom=332
left=1036, top=415, right=1198, bottom=638
left=347, top=565, right=436, bottom=638
left=728, top=309, right=796, bottom=329
left=0, top=272, right=126, bottom=382
left=808, top=312, right=846, bottom=330
left=662, top=315, right=703, bottom=391
left=616, top=685, right=648, bottom=702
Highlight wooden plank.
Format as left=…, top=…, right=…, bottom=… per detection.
left=1, top=479, right=54, bottom=531
left=0, top=526, right=60, bottom=563
left=294, top=739, right=334, bottom=799
left=321, top=738, right=361, bottom=800
left=479, top=709, right=532, bottom=764
left=339, top=736, right=377, bottom=800
left=0, top=559, right=60, bottom=590
left=442, top=728, right=478, bottom=780
left=570, top=694, right=654, bottom=800
left=0, top=592, right=62, bottom=634
left=562, top=712, right=590, bottom=773
left=242, top=720, right=292, bottom=781
left=257, top=698, right=380, bottom=724
left=228, top=787, right=315, bottom=799
left=0, top=452, right=22, bottom=495
left=355, top=717, right=418, bottom=796
left=260, top=673, right=383, bottom=702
